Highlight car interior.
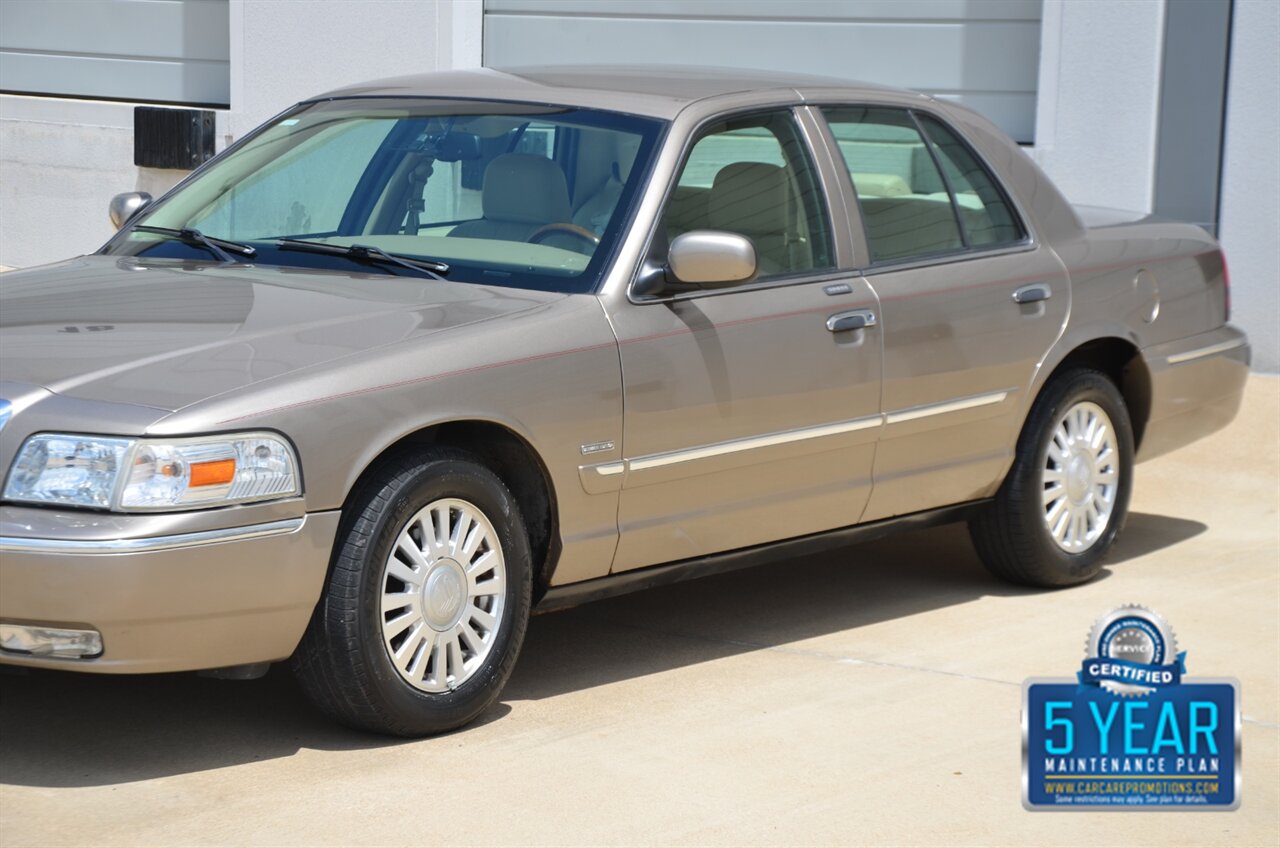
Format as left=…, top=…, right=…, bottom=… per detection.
left=824, top=107, right=1023, bottom=263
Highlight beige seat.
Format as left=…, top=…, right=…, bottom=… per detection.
left=706, top=162, right=794, bottom=275
left=858, top=196, right=964, bottom=261
left=450, top=153, right=573, bottom=242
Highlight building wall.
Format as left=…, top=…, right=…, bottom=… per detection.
left=1218, top=0, right=1280, bottom=372
left=0, top=0, right=482, bottom=270
left=1033, top=0, right=1276, bottom=371
left=1031, top=0, right=1166, bottom=213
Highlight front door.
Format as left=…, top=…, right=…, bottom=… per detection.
left=602, top=107, right=883, bottom=572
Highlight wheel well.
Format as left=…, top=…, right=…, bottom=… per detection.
left=1042, top=338, right=1152, bottom=449
left=349, top=421, right=559, bottom=600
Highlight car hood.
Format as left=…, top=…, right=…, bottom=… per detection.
left=0, top=256, right=563, bottom=412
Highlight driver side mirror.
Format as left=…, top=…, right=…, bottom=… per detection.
left=634, top=230, right=758, bottom=298
left=108, top=192, right=153, bottom=230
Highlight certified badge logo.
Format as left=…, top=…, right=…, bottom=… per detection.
left=1023, top=605, right=1240, bottom=810
left=1081, top=605, right=1184, bottom=696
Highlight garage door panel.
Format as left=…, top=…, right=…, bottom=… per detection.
left=484, top=0, right=1041, bottom=143
left=930, top=93, right=1038, bottom=146
left=486, top=0, right=1042, bottom=23
left=0, top=0, right=229, bottom=105
left=0, top=53, right=230, bottom=108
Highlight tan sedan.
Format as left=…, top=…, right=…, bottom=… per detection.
left=0, top=67, right=1249, bottom=735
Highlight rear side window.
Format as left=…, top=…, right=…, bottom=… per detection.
left=821, top=106, right=1023, bottom=263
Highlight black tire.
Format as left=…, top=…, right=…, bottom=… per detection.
left=292, top=447, right=532, bottom=736
left=969, top=368, right=1134, bottom=587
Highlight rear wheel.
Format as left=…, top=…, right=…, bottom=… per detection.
left=293, top=448, right=531, bottom=736
left=969, top=368, right=1134, bottom=587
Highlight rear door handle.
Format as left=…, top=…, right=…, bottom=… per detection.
left=1013, top=283, right=1052, bottom=304
left=826, top=309, right=877, bottom=333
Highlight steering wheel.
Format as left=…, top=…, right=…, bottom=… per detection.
left=527, top=222, right=601, bottom=249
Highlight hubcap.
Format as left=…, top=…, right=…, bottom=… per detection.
left=1041, top=401, right=1120, bottom=553
left=379, top=498, right=506, bottom=693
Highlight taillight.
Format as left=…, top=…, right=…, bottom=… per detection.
left=1221, top=250, right=1231, bottom=322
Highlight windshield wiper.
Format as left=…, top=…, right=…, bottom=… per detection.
left=131, top=225, right=256, bottom=263
left=276, top=239, right=449, bottom=280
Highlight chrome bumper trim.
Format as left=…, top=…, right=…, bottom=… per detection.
left=1165, top=337, right=1248, bottom=365
left=0, top=516, right=306, bottom=555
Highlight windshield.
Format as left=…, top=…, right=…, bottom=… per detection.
left=103, top=99, right=664, bottom=293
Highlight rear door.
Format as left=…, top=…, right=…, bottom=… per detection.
left=601, top=106, right=883, bottom=571
left=816, top=105, right=1069, bottom=521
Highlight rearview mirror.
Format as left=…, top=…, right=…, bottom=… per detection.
left=667, top=230, right=757, bottom=287
left=433, top=132, right=482, bottom=162
left=109, top=192, right=153, bottom=230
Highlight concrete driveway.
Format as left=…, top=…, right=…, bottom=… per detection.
left=2, top=377, right=1277, bottom=847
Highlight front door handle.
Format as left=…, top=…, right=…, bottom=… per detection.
left=1013, top=283, right=1052, bottom=304
left=826, top=309, right=877, bottom=333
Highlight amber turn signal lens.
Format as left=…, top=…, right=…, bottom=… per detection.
left=189, top=458, right=236, bottom=487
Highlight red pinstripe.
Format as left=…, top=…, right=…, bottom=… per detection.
left=216, top=250, right=1210, bottom=424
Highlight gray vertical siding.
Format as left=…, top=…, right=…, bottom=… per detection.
left=0, top=0, right=230, bottom=106
left=1152, top=0, right=1233, bottom=234
left=483, top=0, right=1042, bottom=142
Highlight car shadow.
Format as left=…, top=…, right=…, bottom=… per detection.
left=504, top=512, right=1204, bottom=701
left=0, top=511, right=1203, bottom=788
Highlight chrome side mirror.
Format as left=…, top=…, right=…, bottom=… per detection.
left=666, top=230, right=757, bottom=287
left=108, top=192, right=153, bottom=230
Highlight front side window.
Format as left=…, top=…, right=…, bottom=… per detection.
left=822, top=106, right=1024, bottom=264
left=660, top=110, right=833, bottom=279
left=104, top=99, right=663, bottom=294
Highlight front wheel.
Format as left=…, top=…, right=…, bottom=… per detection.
left=969, top=368, right=1134, bottom=587
left=293, top=448, right=532, bottom=736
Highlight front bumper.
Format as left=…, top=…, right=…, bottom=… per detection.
left=1137, top=324, right=1251, bottom=462
left=0, top=503, right=339, bottom=673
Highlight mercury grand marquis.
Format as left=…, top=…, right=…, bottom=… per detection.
left=0, top=67, right=1250, bottom=735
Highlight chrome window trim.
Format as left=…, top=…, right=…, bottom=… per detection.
left=860, top=239, right=1037, bottom=276
left=0, top=516, right=305, bottom=555
left=1165, top=337, right=1247, bottom=365
left=644, top=268, right=859, bottom=304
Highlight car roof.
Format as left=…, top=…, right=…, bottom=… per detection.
left=311, top=65, right=926, bottom=120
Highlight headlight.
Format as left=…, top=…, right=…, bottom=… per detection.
left=3, top=432, right=300, bottom=511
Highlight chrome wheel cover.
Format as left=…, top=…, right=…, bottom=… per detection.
left=1041, top=401, right=1120, bottom=553
left=379, top=498, right=506, bottom=693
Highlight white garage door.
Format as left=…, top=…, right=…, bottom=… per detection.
left=483, top=0, right=1042, bottom=143
left=0, top=0, right=229, bottom=106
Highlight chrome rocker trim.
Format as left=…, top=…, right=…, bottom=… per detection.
left=627, top=415, right=882, bottom=471
left=883, top=389, right=1013, bottom=424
